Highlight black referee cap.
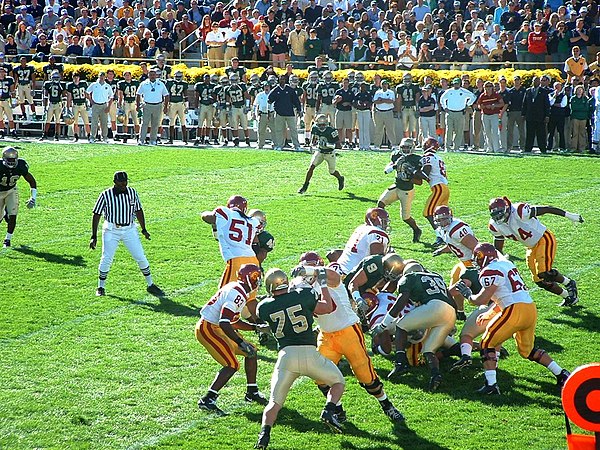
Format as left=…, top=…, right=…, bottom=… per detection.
left=114, top=171, right=128, bottom=182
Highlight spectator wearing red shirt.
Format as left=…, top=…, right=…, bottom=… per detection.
left=528, top=22, right=547, bottom=64
left=476, top=81, right=504, bottom=153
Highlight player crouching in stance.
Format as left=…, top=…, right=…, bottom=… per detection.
left=293, top=252, right=405, bottom=425
left=378, top=138, right=423, bottom=243
left=460, top=243, right=570, bottom=395
left=196, top=264, right=268, bottom=415
left=488, top=197, right=583, bottom=306
left=1, top=147, right=37, bottom=248
left=254, top=268, right=346, bottom=449
left=373, top=261, right=457, bottom=391
left=298, top=114, right=345, bottom=194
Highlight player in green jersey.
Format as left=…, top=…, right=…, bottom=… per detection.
left=298, top=114, right=345, bottom=194
left=254, top=268, right=345, bottom=449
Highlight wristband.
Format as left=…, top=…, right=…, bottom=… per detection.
left=31, top=188, right=37, bottom=199
left=380, top=313, right=394, bottom=328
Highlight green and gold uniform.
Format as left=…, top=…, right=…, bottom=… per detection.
left=344, top=255, right=386, bottom=294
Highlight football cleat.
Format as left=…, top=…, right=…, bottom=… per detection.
left=298, top=183, right=309, bottom=194
left=560, top=296, right=579, bottom=307
left=338, top=175, right=345, bottom=191
left=198, top=396, right=226, bottom=415
left=456, top=310, right=467, bottom=321
left=95, top=287, right=105, bottom=297
left=146, top=284, right=165, bottom=297
left=245, top=390, right=268, bottom=405
left=450, top=355, right=472, bottom=372
left=429, top=373, right=443, bottom=391
left=477, top=381, right=501, bottom=395
left=383, top=404, right=406, bottom=423
left=432, top=237, right=445, bottom=248
left=556, top=369, right=570, bottom=388
left=320, top=408, right=343, bottom=434
left=254, top=429, right=271, bottom=449
left=499, top=346, right=510, bottom=359
left=412, top=227, right=422, bottom=243
left=334, top=405, right=347, bottom=423
left=565, top=279, right=578, bottom=300
left=387, top=361, right=410, bottom=380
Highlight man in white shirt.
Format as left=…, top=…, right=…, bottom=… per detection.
left=206, top=22, right=226, bottom=68
left=372, top=79, right=396, bottom=149
left=223, top=20, right=241, bottom=64
left=86, top=71, right=114, bottom=143
left=253, top=82, right=275, bottom=149
left=397, top=36, right=417, bottom=68
left=440, top=78, right=477, bottom=151
left=136, top=69, right=169, bottom=145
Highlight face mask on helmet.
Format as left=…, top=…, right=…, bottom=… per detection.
left=489, top=198, right=510, bottom=223
left=403, top=76, right=411, bottom=85
left=433, top=206, right=452, bottom=228
left=299, top=251, right=324, bottom=267
left=347, top=72, right=355, bottom=83
left=316, top=115, right=328, bottom=130
left=2, top=148, right=18, bottom=169
left=309, top=74, right=318, bottom=84
left=229, top=75, right=239, bottom=84
left=355, top=73, right=365, bottom=83
left=52, top=75, right=61, bottom=81
left=210, top=75, right=219, bottom=83
left=221, top=77, right=229, bottom=85
left=324, top=73, right=333, bottom=83
left=250, top=75, right=260, bottom=85
left=268, top=75, right=278, bottom=86
left=290, top=76, right=299, bottom=87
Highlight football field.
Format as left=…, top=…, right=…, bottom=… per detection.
left=1, top=143, right=598, bottom=450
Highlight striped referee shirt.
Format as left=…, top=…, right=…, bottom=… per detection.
left=92, top=187, right=142, bottom=225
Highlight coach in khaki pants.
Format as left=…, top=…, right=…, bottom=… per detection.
left=87, top=71, right=114, bottom=143
left=372, top=80, right=396, bottom=148
left=253, top=82, right=275, bottom=149
left=136, top=69, right=170, bottom=145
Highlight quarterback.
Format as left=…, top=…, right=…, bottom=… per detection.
left=298, top=114, right=345, bottom=194
left=0, top=147, right=37, bottom=248
left=488, top=197, right=583, bottom=306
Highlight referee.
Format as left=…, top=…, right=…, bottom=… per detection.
left=137, top=69, right=169, bottom=146
left=90, top=171, right=164, bottom=297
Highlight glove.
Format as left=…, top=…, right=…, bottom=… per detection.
left=255, top=323, right=271, bottom=334
left=455, top=280, right=473, bottom=299
left=432, top=247, right=445, bottom=257
left=565, top=212, right=584, bottom=223
left=26, top=198, right=36, bottom=209
left=384, top=162, right=396, bottom=174
left=291, top=265, right=307, bottom=278
left=316, top=268, right=328, bottom=287
left=355, top=296, right=368, bottom=313
left=238, top=340, right=257, bottom=358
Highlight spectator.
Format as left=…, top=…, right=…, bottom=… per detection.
left=269, top=24, right=288, bottom=68
left=82, top=36, right=96, bottom=57
left=145, top=38, right=159, bottom=58
left=28, top=0, right=44, bottom=22
left=432, top=36, right=451, bottom=68
left=255, top=23, right=271, bottom=66
left=17, top=6, right=35, bottom=29
left=502, top=40, right=518, bottom=65
left=41, top=7, right=60, bottom=31
left=376, top=39, right=398, bottom=70
left=418, top=84, right=437, bottom=142
left=489, top=40, right=504, bottom=64
left=528, top=22, right=547, bottom=65
left=15, top=23, right=33, bottom=55
left=522, top=76, right=550, bottom=153
left=35, top=34, right=52, bottom=55
left=397, top=35, right=418, bottom=68
left=547, top=82, right=568, bottom=152
left=235, top=22, right=255, bottom=62
left=469, top=36, right=489, bottom=69
left=288, top=20, right=308, bottom=66
left=417, top=42, right=433, bottom=68
left=50, top=33, right=68, bottom=57
left=223, top=20, right=240, bottom=63
left=197, top=15, right=212, bottom=57
left=111, top=35, right=125, bottom=61
left=304, top=0, right=323, bottom=25
left=124, top=35, right=142, bottom=58
left=349, top=36, right=367, bottom=68
left=450, top=39, right=471, bottom=70
left=92, top=36, right=112, bottom=64
left=254, top=0, right=271, bottom=17
left=553, top=21, right=571, bottom=63
left=569, top=85, right=590, bottom=152
left=412, top=0, right=431, bottom=21
left=565, top=46, right=588, bottom=84
left=494, top=0, right=508, bottom=26
left=315, top=8, right=334, bottom=52
left=500, top=1, right=522, bottom=32
left=477, top=81, right=504, bottom=153
left=156, top=28, right=175, bottom=58
left=570, top=18, right=589, bottom=58
left=206, top=22, right=226, bottom=68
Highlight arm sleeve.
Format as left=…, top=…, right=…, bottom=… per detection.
left=488, top=221, right=503, bottom=238
left=92, top=193, right=105, bottom=215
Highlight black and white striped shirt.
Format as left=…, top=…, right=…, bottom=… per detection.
left=92, top=187, right=142, bottom=225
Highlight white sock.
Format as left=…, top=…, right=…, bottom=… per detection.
left=547, top=361, right=563, bottom=376
left=336, top=401, right=342, bottom=406
left=485, top=370, right=497, bottom=385
left=460, top=343, right=472, bottom=356
left=5, top=232, right=13, bottom=240
left=377, top=393, right=387, bottom=402
left=559, top=289, right=568, bottom=298
left=562, top=276, right=571, bottom=285
left=99, top=279, right=106, bottom=288
left=145, top=274, right=154, bottom=286
left=377, top=345, right=390, bottom=356
left=496, top=351, right=501, bottom=360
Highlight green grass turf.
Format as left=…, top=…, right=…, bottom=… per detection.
left=0, top=144, right=598, bottom=450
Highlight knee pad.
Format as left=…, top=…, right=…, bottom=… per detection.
left=360, top=377, right=383, bottom=397
left=317, top=384, right=330, bottom=398
left=527, top=348, right=546, bottom=362
left=538, top=269, right=559, bottom=282
left=480, top=348, right=498, bottom=363
left=535, top=280, right=554, bottom=291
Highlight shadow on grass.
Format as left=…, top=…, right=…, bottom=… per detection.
left=13, top=245, right=86, bottom=267
left=311, top=192, right=376, bottom=204
left=110, top=292, right=200, bottom=318
left=339, top=427, right=453, bottom=450
left=547, top=307, right=600, bottom=334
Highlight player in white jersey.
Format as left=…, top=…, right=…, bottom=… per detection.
left=291, top=252, right=405, bottom=424
left=195, top=264, right=269, bottom=414
left=488, top=197, right=584, bottom=307
left=419, top=137, right=450, bottom=247
left=432, top=205, right=480, bottom=320
left=202, top=195, right=262, bottom=314
left=334, top=207, right=390, bottom=275
left=459, top=243, right=570, bottom=395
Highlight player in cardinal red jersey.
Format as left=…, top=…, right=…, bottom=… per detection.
left=334, top=208, right=390, bottom=275
left=463, top=243, right=570, bottom=395
left=195, top=264, right=268, bottom=414
left=488, top=197, right=583, bottom=307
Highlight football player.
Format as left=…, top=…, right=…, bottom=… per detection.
left=195, top=263, right=268, bottom=415
left=225, top=73, right=251, bottom=147
left=194, top=74, right=217, bottom=146
left=117, top=70, right=140, bottom=143
left=0, top=147, right=37, bottom=248
left=378, top=138, right=423, bottom=243
left=166, top=70, right=189, bottom=144
left=298, top=114, right=345, bottom=195
left=40, top=70, right=66, bottom=141
left=396, top=73, right=420, bottom=140
left=461, top=243, right=570, bottom=395
left=334, top=207, right=390, bottom=276
left=214, top=76, right=230, bottom=145
left=254, top=268, right=345, bottom=449
left=488, top=197, right=583, bottom=306
left=373, top=261, right=457, bottom=391
left=301, top=71, right=320, bottom=145
left=292, top=252, right=405, bottom=424
left=12, top=57, right=36, bottom=121
left=201, top=195, right=262, bottom=317
left=0, top=67, right=17, bottom=139
left=316, top=71, right=338, bottom=125
left=66, top=72, right=90, bottom=142
left=420, top=136, right=450, bottom=247
left=432, top=205, right=480, bottom=320
left=249, top=209, right=274, bottom=266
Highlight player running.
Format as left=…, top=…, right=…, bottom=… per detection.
left=488, top=197, right=583, bottom=306
left=298, top=114, right=345, bottom=194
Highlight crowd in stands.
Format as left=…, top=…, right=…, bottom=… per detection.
left=1, top=0, right=599, bottom=69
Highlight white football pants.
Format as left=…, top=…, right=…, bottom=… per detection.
left=99, top=222, right=149, bottom=273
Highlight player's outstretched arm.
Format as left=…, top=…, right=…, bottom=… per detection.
left=531, top=206, right=584, bottom=223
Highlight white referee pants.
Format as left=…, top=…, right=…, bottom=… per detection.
left=99, top=222, right=149, bottom=274
left=356, top=110, right=372, bottom=149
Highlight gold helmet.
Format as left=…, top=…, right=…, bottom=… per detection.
left=382, top=253, right=405, bottom=281
left=2, top=146, right=18, bottom=168
left=265, top=268, right=289, bottom=294
left=63, top=109, right=75, bottom=125
left=117, top=108, right=126, bottom=124
left=248, top=209, right=267, bottom=230
left=402, top=259, right=425, bottom=275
